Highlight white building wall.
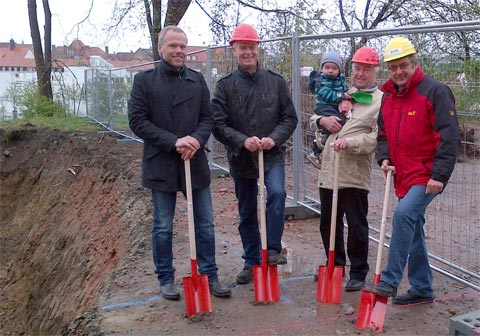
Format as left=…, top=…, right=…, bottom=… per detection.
left=0, top=65, right=89, bottom=120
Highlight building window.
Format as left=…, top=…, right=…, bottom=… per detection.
left=22, top=67, right=27, bottom=71
left=192, top=55, right=197, bottom=61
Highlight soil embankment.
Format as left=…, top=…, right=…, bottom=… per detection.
left=0, top=126, right=149, bottom=335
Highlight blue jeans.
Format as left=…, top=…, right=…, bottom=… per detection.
left=151, top=186, right=218, bottom=285
left=234, top=165, right=286, bottom=267
left=381, top=185, right=437, bottom=297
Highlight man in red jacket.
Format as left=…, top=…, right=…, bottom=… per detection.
left=369, top=37, right=459, bottom=305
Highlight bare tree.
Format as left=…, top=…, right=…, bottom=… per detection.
left=416, top=0, right=480, bottom=60
left=110, top=0, right=192, bottom=61
left=28, top=0, right=53, bottom=100
left=336, top=0, right=410, bottom=57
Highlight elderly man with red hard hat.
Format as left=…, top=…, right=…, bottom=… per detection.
left=212, top=24, right=298, bottom=285
left=369, top=37, right=459, bottom=304
left=310, top=46, right=383, bottom=291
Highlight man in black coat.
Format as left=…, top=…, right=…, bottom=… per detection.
left=212, top=24, right=298, bottom=285
left=128, top=26, right=231, bottom=300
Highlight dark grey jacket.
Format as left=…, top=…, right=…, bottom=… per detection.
left=212, top=66, right=298, bottom=178
left=128, top=61, right=213, bottom=192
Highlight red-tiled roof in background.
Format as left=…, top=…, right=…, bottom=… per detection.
left=1, top=39, right=209, bottom=70
left=0, top=43, right=35, bottom=68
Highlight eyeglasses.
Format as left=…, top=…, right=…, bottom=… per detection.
left=387, top=62, right=411, bottom=72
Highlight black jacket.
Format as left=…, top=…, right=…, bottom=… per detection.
left=211, top=66, right=298, bottom=178
left=128, top=61, right=213, bottom=192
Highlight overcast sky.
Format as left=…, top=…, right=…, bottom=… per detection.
left=0, top=0, right=214, bottom=53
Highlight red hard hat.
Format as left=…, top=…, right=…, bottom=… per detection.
left=229, top=24, right=261, bottom=46
left=352, top=46, right=380, bottom=66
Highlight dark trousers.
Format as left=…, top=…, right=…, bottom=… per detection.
left=319, top=187, right=369, bottom=281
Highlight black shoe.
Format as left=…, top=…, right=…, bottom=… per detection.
left=236, top=267, right=253, bottom=285
left=268, top=250, right=287, bottom=265
left=345, top=279, right=365, bottom=292
left=161, top=282, right=180, bottom=300
left=393, top=290, right=435, bottom=305
left=209, top=280, right=232, bottom=298
left=369, top=281, right=397, bottom=297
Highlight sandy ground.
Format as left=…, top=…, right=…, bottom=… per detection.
left=0, top=126, right=478, bottom=336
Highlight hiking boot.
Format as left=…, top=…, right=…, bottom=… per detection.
left=236, top=267, right=253, bottom=285
left=393, top=290, right=435, bottom=305
left=369, top=281, right=397, bottom=297
left=161, top=282, right=180, bottom=300
left=268, top=250, right=287, bottom=265
left=209, top=280, right=232, bottom=298
left=345, top=279, right=365, bottom=292
left=307, top=153, right=322, bottom=169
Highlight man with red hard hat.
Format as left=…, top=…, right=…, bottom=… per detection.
left=310, top=46, right=383, bottom=291
left=212, top=23, right=298, bottom=285
left=369, top=37, right=459, bottom=305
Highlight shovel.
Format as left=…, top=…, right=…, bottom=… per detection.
left=253, top=149, right=281, bottom=303
left=182, top=159, right=213, bottom=317
left=355, top=166, right=394, bottom=332
left=316, top=150, right=343, bottom=304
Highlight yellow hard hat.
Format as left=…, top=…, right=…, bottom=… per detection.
left=383, top=37, right=417, bottom=62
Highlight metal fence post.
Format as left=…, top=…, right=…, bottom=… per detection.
left=291, top=32, right=302, bottom=204
left=108, top=69, right=114, bottom=129
left=206, top=46, right=215, bottom=169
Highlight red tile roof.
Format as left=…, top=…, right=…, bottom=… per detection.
left=0, top=39, right=208, bottom=70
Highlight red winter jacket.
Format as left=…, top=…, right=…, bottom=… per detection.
left=377, top=66, right=459, bottom=198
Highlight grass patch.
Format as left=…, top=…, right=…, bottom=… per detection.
left=0, top=116, right=101, bottom=132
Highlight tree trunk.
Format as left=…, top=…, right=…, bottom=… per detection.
left=28, top=0, right=53, bottom=100
left=164, top=0, right=192, bottom=26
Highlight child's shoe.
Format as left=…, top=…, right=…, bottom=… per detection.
left=307, top=152, right=322, bottom=169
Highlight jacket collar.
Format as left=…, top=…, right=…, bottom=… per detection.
left=358, top=83, right=378, bottom=93
left=238, top=64, right=259, bottom=79
left=159, top=59, right=186, bottom=78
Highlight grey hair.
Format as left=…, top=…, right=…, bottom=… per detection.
left=407, top=54, right=419, bottom=65
left=158, top=26, right=188, bottom=45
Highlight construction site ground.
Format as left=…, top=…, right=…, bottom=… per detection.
left=0, top=126, right=478, bottom=336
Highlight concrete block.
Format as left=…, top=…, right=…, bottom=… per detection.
left=449, top=310, right=480, bottom=336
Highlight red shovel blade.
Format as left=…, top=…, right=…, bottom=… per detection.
left=355, top=289, right=387, bottom=331
left=369, top=295, right=388, bottom=332
left=183, top=261, right=212, bottom=317
left=253, top=250, right=280, bottom=303
left=253, top=264, right=280, bottom=303
left=316, top=264, right=343, bottom=304
left=183, top=275, right=212, bottom=317
left=356, top=274, right=388, bottom=331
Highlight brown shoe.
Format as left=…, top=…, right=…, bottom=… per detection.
left=307, top=153, right=322, bottom=169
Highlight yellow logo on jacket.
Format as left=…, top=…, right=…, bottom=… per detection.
left=407, top=110, right=416, bottom=116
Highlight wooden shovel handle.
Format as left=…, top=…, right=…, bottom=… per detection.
left=374, top=166, right=395, bottom=276
left=258, top=150, right=267, bottom=250
left=328, top=150, right=340, bottom=252
left=185, top=159, right=196, bottom=261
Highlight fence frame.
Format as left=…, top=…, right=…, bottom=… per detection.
left=85, top=20, right=480, bottom=291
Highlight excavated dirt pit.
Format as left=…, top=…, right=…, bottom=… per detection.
left=0, top=126, right=478, bottom=336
